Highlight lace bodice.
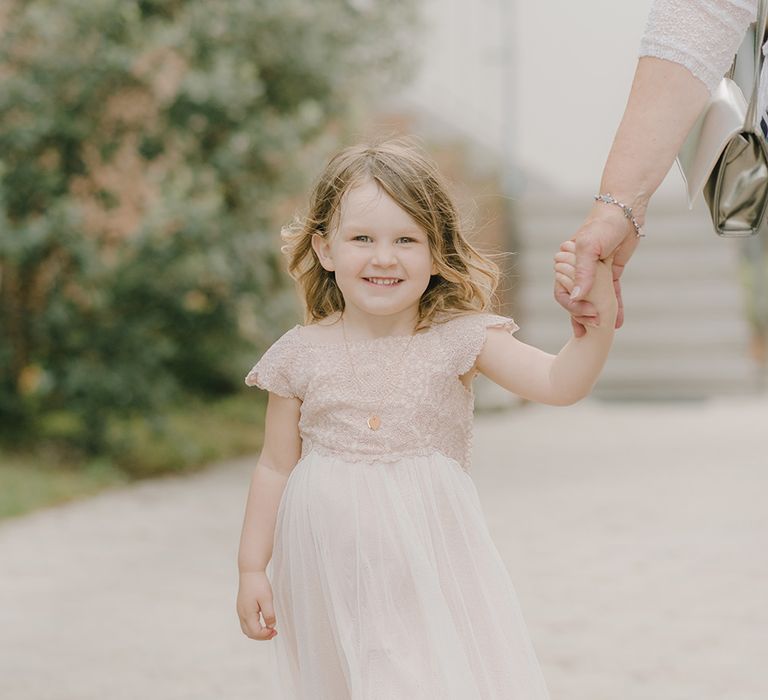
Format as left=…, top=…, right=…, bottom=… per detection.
left=639, top=0, right=756, bottom=93
left=244, top=312, right=519, bottom=472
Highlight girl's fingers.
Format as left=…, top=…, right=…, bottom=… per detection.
left=240, top=612, right=263, bottom=639
left=261, top=603, right=277, bottom=630
left=240, top=610, right=277, bottom=641
left=554, top=261, right=575, bottom=278
left=553, top=251, right=576, bottom=266
left=555, top=272, right=574, bottom=293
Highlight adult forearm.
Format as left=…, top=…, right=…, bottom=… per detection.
left=596, top=56, right=710, bottom=224
left=237, top=462, right=290, bottom=573
left=548, top=327, right=615, bottom=404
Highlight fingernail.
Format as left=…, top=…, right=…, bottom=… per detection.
left=569, top=286, right=581, bottom=300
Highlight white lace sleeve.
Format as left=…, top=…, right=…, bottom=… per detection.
left=639, top=0, right=757, bottom=92
left=448, top=313, right=520, bottom=376
left=244, top=325, right=301, bottom=398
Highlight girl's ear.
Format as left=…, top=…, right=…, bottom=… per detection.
left=311, top=232, right=335, bottom=272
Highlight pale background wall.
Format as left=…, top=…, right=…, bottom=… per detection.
left=382, top=0, right=761, bottom=399
left=389, top=0, right=685, bottom=201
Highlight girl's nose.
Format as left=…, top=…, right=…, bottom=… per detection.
left=372, top=245, right=397, bottom=266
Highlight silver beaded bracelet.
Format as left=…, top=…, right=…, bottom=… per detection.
left=593, top=193, right=646, bottom=238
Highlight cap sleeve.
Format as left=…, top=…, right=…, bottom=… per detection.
left=447, top=312, right=520, bottom=375
left=244, top=325, right=302, bottom=398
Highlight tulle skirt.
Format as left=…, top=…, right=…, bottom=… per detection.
left=265, top=448, right=551, bottom=700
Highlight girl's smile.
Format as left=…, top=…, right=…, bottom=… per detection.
left=363, top=277, right=403, bottom=286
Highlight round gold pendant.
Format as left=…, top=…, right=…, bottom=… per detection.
left=367, top=414, right=381, bottom=431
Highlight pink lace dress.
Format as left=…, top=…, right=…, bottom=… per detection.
left=245, top=311, right=551, bottom=700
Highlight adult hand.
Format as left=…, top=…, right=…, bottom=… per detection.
left=554, top=205, right=641, bottom=336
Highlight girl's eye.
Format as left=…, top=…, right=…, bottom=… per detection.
left=352, top=233, right=417, bottom=243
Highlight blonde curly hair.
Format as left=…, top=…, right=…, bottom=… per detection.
left=280, top=136, right=502, bottom=331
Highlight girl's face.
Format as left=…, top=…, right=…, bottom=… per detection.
left=312, top=179, right=438, bottom=321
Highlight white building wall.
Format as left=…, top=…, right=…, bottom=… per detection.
left=391, top=0, right=689, bottom=200
left=385, top=1, right=760, bottom=398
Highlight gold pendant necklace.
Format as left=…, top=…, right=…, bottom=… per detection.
left=341, top=315, right=417, bottom=431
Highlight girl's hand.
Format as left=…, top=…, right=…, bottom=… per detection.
left=554, top=207, right=639, bottom=336
left=554, top=240, right=578, bottom=299
left=554, top=241, right=617, bottom=330
left=237, top=571, right=278, bottom=641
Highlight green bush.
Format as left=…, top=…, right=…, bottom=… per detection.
left=0, top=0, right=416, bottom=456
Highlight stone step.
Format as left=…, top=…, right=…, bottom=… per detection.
left=514, top=195, right=758, bottom=398
left=599, top=352, right=755, bottom=378
left=519, top=282, right=744, bottom=312
left=591, top=379, right=752, bottom=401
left=515, top=202, right=747, bottom=253
left=516, top=195, right=735, bottom=236
left=517, top=326, right=750, bottom=357
left=517, top=222, right=733, bottom=248
left=519, top=249, right=741, bottom=281
left=595, top=353, right=759, bottom=400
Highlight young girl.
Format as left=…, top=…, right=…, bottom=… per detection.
left=236, top=137, right=617, bottom=699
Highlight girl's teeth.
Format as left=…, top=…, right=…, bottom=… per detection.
left=367, top=278, right=400, bottom=286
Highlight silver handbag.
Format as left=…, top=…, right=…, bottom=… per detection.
left=676, top=0, right=768, bottom=237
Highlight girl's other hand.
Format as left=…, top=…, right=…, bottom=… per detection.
left=237, top=571, right=278, bottom=641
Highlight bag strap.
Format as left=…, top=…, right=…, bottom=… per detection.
left=744, top=0, right=768, bottom=130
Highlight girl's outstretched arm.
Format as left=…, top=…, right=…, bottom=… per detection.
left=237, top=392, right=301, bottom=640
left=476, top=249, right=617, bottom=406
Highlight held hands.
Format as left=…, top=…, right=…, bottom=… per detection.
left=554, top=206, right=641, bottom=336
left=554, top=240, right=618, bottom=329
left=237, top=571, right=278, bottom=641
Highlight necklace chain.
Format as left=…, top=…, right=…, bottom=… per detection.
left=341, top=315, right=417, bottom=431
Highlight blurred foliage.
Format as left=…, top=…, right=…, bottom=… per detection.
left=0, top=0, right=417, bottom=458
left=0, top=393, right=266, bottom=518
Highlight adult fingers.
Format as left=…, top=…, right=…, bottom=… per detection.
left=610, top=236, right=639, bottom=331
left=572, top=313, right=602, bottom=329
left=554, top=281, right=599, bottom=322
left=613, top=275, right=624, bottom=329
left=610, top=255, right=625, bottom=329
left=571, top=316, right=589, bottom=337
left=612, top=233, right=641, bottom=272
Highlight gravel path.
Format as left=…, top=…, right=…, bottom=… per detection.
left=1, top=395, right=766, bottom=700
